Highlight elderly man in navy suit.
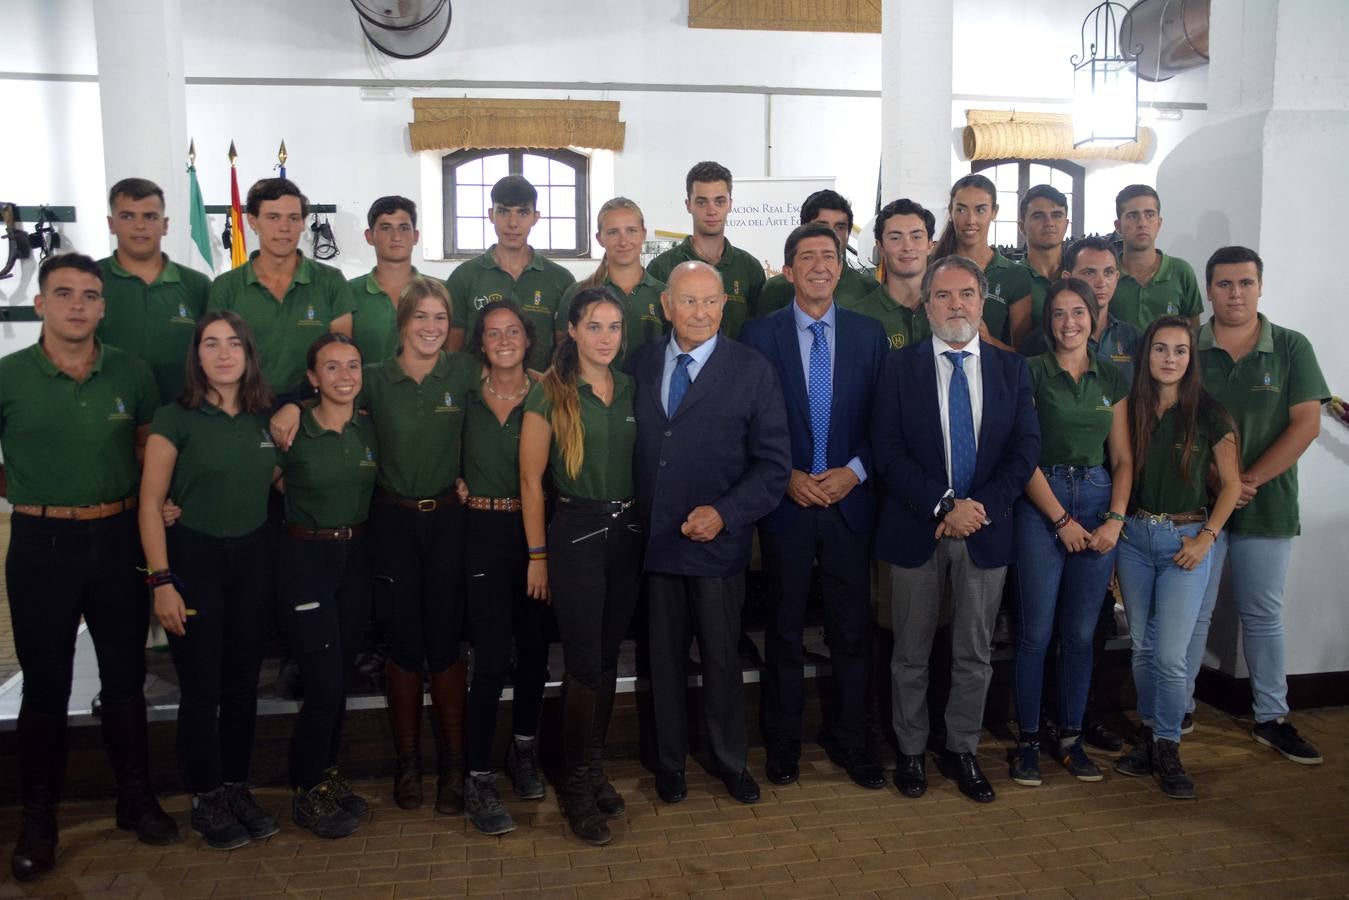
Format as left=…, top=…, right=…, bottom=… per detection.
left=631, top=261, right=791, bottom=805
left=740, top=223, right=889, bottom=790
left=871, top=255, right=1040, bottom=804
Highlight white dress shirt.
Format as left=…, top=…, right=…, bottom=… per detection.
left=660, top=333, right=718, bottom=415
left=930, top=335, right=984, bottom=490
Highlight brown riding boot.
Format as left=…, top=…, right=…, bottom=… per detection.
left=385, top=660, right=425, bottom=810
left=590, top=670, right=625, bottom=818
left=429, top=659, right=467, bottom=815
left=561, top=675, right=611, bottom=845
left=10, top=709, right=66, bottom=882
left=101, top=696, right=180, bottom=845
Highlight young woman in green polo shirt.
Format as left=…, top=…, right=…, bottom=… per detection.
left=1113, top=316, right=1241, bottom=799
left=520, top=286, right=640, bottom=846
left=1011, top=280, right=1132, bottom=788
left=563, top=197, right=668, bottom=366
left=460, top=300, right=550, bottom=836
left=278, top=333, right=378, bottom=839
left=139, top=311, right=281, bottom=850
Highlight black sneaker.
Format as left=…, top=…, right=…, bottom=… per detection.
left=464, top=773, right=516, bottom=836
left=1253, top=719, right=1323, bottom=765
left=1115, top=726, right=1153, bottom=777
left=1057, top=735, right=1104, bottom=782
left=224, top=783, right=280, bottom=839
left=191, top=787, right=251, bottom=851
left=1009, top=736, right=1042, bottom=786
left=323, top=767, right=369, bottom=818
left=1180, top=713, right=1194, bottom=735
left=1152, top=738, right=1195, bottom=799
left=292, top=783, right=360, bottom=839
left=505, top=738, right=546, bottom=800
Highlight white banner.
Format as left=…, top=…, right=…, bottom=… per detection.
left=724, top=176, right=835, bottom=273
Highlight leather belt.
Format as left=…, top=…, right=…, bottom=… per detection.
left=13, top=496, right=137, bottom=521
left=285, top=523, right=367, bottom=541
left=1129, top=506, right=1207, bottom=525
left=375, top=487, right=460, bottom=513
left=557, top=495, right=635, bottom=517
left=466, top=496, right=522, bottom=513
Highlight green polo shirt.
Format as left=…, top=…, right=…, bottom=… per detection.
left=1111, top=251, right=1203, bottom=330
left=348, top=267, right=418, bottom=365
left=1020, top=256, right=1058, bottom=332
left=463, top=383, right=531, bottom=499
left=207, top=252, right=357, bottom=397
left=523, top=372, right=636, bottom=501
left=981, top=250, right=1034, bottom=345
left=446, top=247, right=575, bottom=373
left=0, top=341, right=157, bottom=506
left=1133, top=406, right=1232, bottom=515
left=151, top=402, right=279, bottom=538
left=1198, top=315, right=1329, bottom=537
left=559, top=272, right=668, bottom=368
left=1028, top=352, right=1128, bottom=467
left=97, top=253, right=211, bottom=404
left=1020, top=314, right=1142, bottom=382
left=361, top=351, right=481, bottom=499
left=753, top=265, right=876, bottom=319
left=646, top=237, right=764, bottom=340
left=841, top=283, right=930, bottom=351
left=282, top=407, right=379, bottom=529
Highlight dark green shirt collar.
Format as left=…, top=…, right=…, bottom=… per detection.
left=481, top=246, right=546, bottom=274
left=244, top=251, right=315, bottom=287
left=385, top=350, right=452, bottom=384
left=300, top=405, right=359, bottom=438
left=32, top=338, right=106, bottom=378
left=360, top=265, right=419, bottom=294
left=1043, top=347, right=1101, bottom=381
left=106, top=252, right=183, bottom=285
left=1198, top=313, right=1274, bottom=354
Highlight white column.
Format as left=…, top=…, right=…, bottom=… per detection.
left=880, top=0, right=953, bottom=214
left=93, top=0, right=191, bottom=263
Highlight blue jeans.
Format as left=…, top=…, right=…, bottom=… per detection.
left=1014, top=466, right=1117, bottom=735
left=1185, top=533, right=1293, bottom=723
left=1117, top=516, right=1214, bottom=742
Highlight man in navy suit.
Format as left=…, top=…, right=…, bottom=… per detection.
left=740, top=223, right=889, bottom=790
left=632, top=261, right=791, bottom=806
left=871, top=255, right=1040, bottom=803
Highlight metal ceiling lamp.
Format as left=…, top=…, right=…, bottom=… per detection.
left=1072, top=1, right=1142, bottom=147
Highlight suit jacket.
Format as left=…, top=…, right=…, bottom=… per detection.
left=630, top=336, right=791, bottom=578
left=739, top=303, right=889, bottom=534
left=870, top=337, right=1040, bottom=569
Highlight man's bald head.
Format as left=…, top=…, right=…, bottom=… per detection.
left=661, top=261, right=726, bottom=351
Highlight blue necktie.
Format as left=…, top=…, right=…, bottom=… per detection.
left=667, top=353, right=692, bottom=416
left=807, top=320, right=831, bottom=474
left=944, top=350, right=975, bottom=497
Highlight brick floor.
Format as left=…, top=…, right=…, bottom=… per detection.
left=1, top=705, right=1347, bottom=897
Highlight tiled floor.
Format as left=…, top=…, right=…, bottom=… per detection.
left=1, top=705, right=1346, bottom=898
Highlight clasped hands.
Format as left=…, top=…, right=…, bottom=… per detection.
left=935, top=498, right=986, bottom=540
left=786, top=468, right=859, bottom=509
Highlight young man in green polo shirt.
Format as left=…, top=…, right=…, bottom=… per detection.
left=207, top=178, right=355, bottom=398
left=1111, top=184, right=1203, bottom=330
left=844, top=197, right=935, bottom=351
left=445, top=175, right=575, bottom=372
left=98, top=177, right=212, bottom=404
left=1016, top=184, right=1070, bottom=344
left=349, top=196, right=421, bottom=363
left=1184, top=246, right=1329, bottom=766
left=646, top=161, right=765, bottom=340
left=1, top=254, right=178, bottom=882
left=755, top=189, right=874, bottom=319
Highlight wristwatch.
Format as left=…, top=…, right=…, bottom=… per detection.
left=934, top=489, right=956, bottom=520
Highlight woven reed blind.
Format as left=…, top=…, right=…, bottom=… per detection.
left=408, top=99, right=626, bottom=152
left=688, top=0, right=880, bottom=33
left=963, top=110, right=1154, bottom=163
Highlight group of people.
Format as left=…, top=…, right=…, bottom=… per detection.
left=0, top=159, right=1327, bottom=882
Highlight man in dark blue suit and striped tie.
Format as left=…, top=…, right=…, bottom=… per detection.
left=740, top=223, right=889, bottom=791
left=870, top=255, right=1040, bottom=804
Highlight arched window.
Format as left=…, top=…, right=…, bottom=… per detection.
left=971, top=159, right=1085, bottom=250
left=442, top=148, right=589, bottom=258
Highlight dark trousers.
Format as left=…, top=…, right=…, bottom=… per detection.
left=547, top=504, right=642, bottom=690
left=370, top=499, right=466, bottom=674
left=278, top=535, right=370, bottom=790
left=647, top=572, right=748, bottom=775
left=165, top=524, right=272, bottom=794
left=759, top=506, right=872, bottom=756
left=7, top=511, right=147, bottom=715
left=465, top=508, right=552, bottom=772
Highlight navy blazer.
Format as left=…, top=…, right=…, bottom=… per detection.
left=870, top=337, right=1040, bottom=569
left=739, top=303, right=889, bottom=535
left=630, top=336, right=791, bottom=578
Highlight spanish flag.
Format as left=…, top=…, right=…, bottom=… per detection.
left=228, top=141, right=248, bottom=269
